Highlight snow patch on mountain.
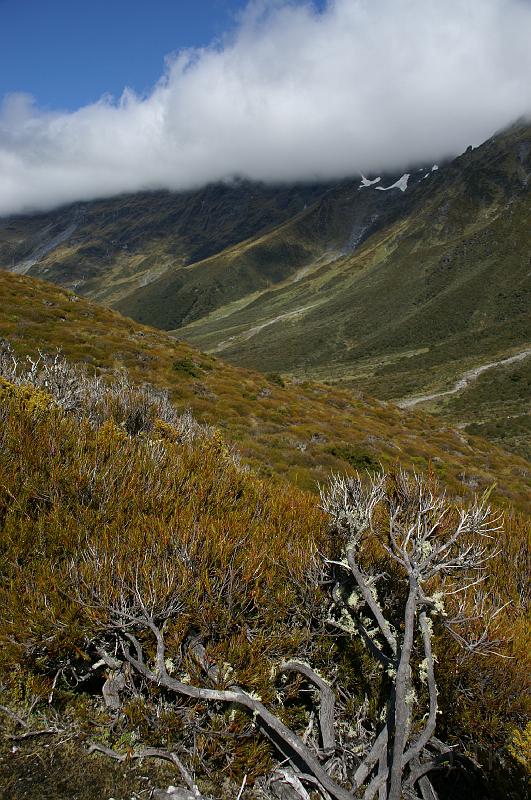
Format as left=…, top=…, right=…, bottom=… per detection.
left=422, top=164, right=439, bottom=180
left=359, top=175, right=381, bottom=188
left=375, top=173, right=410, bottom=192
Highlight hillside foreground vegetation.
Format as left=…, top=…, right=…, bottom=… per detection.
left=0, top=270, right=529, bottom=515
left=0, top=344, right=529, bottom=800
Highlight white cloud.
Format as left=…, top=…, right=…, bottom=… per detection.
left=1, top=0, right=531, bottom=215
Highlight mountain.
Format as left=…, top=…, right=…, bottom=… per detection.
left=112, top=169, right=424, bottom=330
left=0, top=180, right=329, bottom=304
left=1, top=122, right=530, bottom=457
left=173, top=123, right=531, bottom=457
left=0, top=269, right=529, bottom=514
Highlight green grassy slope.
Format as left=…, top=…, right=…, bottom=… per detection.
left=114, top=174, right=412, bottom=329
left=0, top=269, right=529, bottom=512
left=177, top=123, right=531, bottom=456
left=436, top=357, right=531, bottom=459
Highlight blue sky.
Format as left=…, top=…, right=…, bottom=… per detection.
left=0, top=0, right=250, bottom=109
left=1, top=0, right=530, bottom=216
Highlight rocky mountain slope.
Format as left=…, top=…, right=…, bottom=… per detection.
left=174, top=123, right=531, bottom=456
left=0, top=180, right=329, bottom=304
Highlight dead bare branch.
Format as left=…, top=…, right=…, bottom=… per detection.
left=277, top=661, right=336, bottom=757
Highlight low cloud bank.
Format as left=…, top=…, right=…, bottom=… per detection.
left=1, top=0, right=531, bottom=215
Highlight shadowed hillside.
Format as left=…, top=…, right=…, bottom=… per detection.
left=0, top=180, right=330, bottom=305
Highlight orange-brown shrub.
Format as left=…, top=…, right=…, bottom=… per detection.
left=0, top=364, right=528, bottom=791
left=0, top=376, right=326, bottom=690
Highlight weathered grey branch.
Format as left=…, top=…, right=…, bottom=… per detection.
left=95, top=647, right=122, bottom=669
left=406, top=752, right=455, bottom=786
left=0, top=704, right=28, bottom=728
left=120, top=625, right=354, bottom=800
left=88, top=742, right=202, bottom=796
left=87, top=741, right=127, bottom=761
left=403, top=611, right=437, bottom=767
left=352, top=726, right=388, bottom=788
left=388, top=578, right=418, bottom=800
left=346, top=550, right=397, bottom=657
left=417, top=774, right=439, bottom=800
left=75, top=468, right=500, bottom=800
left=270, top=768, right=312, bottom=800
left=329, top=584, right=392, bottom=666
left=102, top=669, right=126, bottom=710
left=9, top=727, right=64, bottom=740
left=321, top=470, right=500, bottom=798
left=362, top=770, right=387, bottom=800
left=278, top=660, right=336, bottom=756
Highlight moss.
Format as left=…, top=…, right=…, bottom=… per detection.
left=0, top=736, right=177, bottom=800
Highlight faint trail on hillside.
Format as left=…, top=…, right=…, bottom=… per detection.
left=211, top=303, right=319, bottom=353
left=397, top=348, right=531, bottom=408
